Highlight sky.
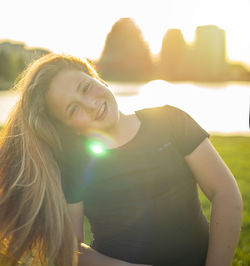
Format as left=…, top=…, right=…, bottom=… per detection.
left=1, top=0, right=250, bottom=66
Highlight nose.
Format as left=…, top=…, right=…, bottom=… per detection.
left=81, top=95, right=98, bottom=113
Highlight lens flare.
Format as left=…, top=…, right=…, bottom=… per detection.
left=92, top=144, right=103, bottom=154
left=85, top=129, right=115, bottom=157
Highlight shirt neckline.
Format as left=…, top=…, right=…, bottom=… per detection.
left=105, top=109, right=145, bottom=152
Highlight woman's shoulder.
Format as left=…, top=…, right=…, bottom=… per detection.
left=136, top=104, right=184, bottom=114
left=136, top=104, right=210, bottom=157
left=135, top=104, right=186, bottom=122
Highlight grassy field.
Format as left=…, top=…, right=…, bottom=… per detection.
left=200, top=135, right=250, bottom=266
left=84, top=134, right=250, bottom=265
left=0, top=127, right=249, bottom=265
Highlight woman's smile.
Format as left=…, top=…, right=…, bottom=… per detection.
left=96, top=102, right=107, bottom=120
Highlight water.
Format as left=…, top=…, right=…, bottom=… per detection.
left=0, top=80, right=250, bottom=135
left=0, top=90, right=20, bottom=125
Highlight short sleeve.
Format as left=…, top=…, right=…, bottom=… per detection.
left=163, top=105, right=210, bottom=157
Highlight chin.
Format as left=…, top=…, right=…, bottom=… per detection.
left=104, top=114, right=120, bottom=132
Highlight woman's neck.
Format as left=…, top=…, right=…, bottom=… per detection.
left=85, top=112, right=141, bottom=150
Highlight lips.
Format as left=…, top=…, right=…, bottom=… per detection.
left=95, top=102, right=107, bottom=120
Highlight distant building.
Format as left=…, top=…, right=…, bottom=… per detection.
left=159, top=29, right=187, bottom=80
left=97, top=18, right=154, bottom=81
left=192, top=25, right=226, bottom=80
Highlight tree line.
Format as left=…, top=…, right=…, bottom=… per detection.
left=0, top=41, right=49, bottom=90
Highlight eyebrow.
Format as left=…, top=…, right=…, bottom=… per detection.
left=65, top=80, right=84, bottom=115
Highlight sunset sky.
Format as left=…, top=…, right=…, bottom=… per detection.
left=1, top=0, right=250, bottom=66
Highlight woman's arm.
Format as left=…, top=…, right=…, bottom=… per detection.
left=184, top=138, right=243, bottom=266
left=68, top=201, right=84, bottom=242
left=77, top=242, right=151, bottom=266
left=67, top=202, right=151, bottom=266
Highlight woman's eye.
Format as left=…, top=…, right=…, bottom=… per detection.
left=69, top=105, right=79, bottom=118
left=82, top=82, right=91, bottom=93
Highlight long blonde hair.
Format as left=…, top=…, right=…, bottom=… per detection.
left=0, top=54, right=101, bottom=265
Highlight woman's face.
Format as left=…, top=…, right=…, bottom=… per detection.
left=46, top=69, right=119, bottom=135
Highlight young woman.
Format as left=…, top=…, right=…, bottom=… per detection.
left=0, top=54, right=242, bottom=266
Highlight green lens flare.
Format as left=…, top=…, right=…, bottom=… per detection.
left=92, top=145, right=103, bottom=154
left=86, top=140, right=108, bottom=157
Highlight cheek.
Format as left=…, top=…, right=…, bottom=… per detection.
left=71, top=113, right=89, bottom=130
left=94, top=82, right=111, bottom=97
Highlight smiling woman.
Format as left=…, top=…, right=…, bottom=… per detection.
left=0, top=53, right=242, bottom=266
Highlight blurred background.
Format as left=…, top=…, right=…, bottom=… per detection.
left=0, top=0, right=250, bottom=135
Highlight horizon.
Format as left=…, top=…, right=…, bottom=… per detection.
left=1, top=0, right=250, bottom=67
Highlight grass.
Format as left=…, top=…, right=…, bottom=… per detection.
left=200, top=135, right=250, bottom=266
left=84, top=134, right=250, bottom=265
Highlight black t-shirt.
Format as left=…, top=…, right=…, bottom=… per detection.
left=61, top=105, right=210, bottom=266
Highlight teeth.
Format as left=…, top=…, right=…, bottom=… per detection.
left=97, top=103, right=105, bottom=119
